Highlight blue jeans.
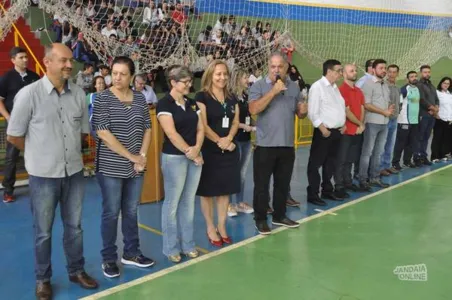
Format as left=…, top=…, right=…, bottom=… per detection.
left=29, top=171, right=86, bottom=282
left=359, top=123, right=388, bottom=182
left=380, top=118, right=398, bottom=170
left=161, top=154, right=202, bottom=256
left=417, top=114, right=436, bottom=160
left=233, top=141, right=252, bottom=204
left=97, top=173, right=144, bottom=263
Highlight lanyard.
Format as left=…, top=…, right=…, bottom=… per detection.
left=212, top=93, right=227, bottom=116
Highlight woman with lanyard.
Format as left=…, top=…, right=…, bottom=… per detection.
left=156, top=65, right=205, bottom=263
left=227, top=68, right=254, bottom=217
left=92, top=56, right=154, bottom=278
left=195, top=60, right=240, bottom=247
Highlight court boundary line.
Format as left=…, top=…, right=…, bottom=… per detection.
left=80, top=164, right=452, bottom=300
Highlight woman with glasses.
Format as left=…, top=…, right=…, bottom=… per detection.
left=196, top=60, right=240, bottom=247
left=92, top=56, right=154, bottom=278
left=157, top=65, right=205, bottom=263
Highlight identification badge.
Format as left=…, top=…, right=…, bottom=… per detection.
left=402, top=125, right=409, bottom=130
left=245, top=116, right=251, bottom=125
left=222, top=117, right=230, bottom=128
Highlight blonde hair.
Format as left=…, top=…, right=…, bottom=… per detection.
left=201, top=59, right=231, bottom=99
left=229, top=68, right=248, bottom=98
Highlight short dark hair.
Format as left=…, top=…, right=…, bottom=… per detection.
left=83, top=63, right=93, bottom=70
left=111, top=56, right=135, bottom=75
left=388, top=64, right=400, bottom=72
left=420, top=65, right=431, bottom=72
left=372, top=59, right=387, bottom=69
left=323, top=59, right=341, bottom=76
left=9, top=47, right=27, bottom=58
left=406, top=71, right=417, bottom=78
left=365, top=59, right=374, bottom=71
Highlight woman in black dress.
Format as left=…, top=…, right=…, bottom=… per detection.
left=196, top=60, right=240, bottom=247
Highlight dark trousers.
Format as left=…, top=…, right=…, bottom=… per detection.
left=417, top=114, right=435, bottom=160
left=431, top=119, right=452, bottom=160
left=307, top=128, right=342, bottom=199
left=253, top=147, right=295, bottom=222
left=2, top=141, right=21, bottom=194
left=392, top=124, right=419, bottom=165
left=334, top=134, right=363, bottom=189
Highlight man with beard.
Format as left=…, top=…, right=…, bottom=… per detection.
left=415, top=65, right=439, bottom=165
left=392, top=71, right=421, bottom=170
left=333, top=64, right=365, bottom=198
left=7, top=44, right=98, bottom=299
left=306, top=59, right=346, bottom=206
left=380, top=64, right=401, bottom=176
left=358, top=59, right=394, bottom=191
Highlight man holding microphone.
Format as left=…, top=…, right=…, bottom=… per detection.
left=249, top=51, right=307, bottom=235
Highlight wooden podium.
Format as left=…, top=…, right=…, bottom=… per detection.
left=140, top=109, right=165, bottom=203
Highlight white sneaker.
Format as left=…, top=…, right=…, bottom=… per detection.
left=228, top=204, right=238, bottom=217
left=236, top=202, right=254, bottom=214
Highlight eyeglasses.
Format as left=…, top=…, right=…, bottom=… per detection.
left=179, top=79, right=193, bottom=86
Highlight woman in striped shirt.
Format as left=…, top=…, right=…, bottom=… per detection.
left=92, top=56, right=154, bottom=278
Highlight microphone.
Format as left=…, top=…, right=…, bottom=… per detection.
left=275, top=74, right=284, bottom=95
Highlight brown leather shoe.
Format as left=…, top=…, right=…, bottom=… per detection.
left=36, top=282, right=52, bottom=300
left=380, top=169, right=390, bottom=176
left=69, top=272, right=99, bottom=289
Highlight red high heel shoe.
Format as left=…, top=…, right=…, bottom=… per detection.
left=217, top=229, right=232, bottom=244
left=207, top=232, right=223, bottom=247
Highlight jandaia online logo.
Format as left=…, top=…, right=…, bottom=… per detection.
left=393, top=263, right=428, bottom=281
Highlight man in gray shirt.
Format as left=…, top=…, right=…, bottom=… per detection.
left=380, top=64, right=401, bottom=176
left=359, top=59, right=395, bottom=190
left=249, top=51, right=307, bottom=235
left=7, top=44, right=98, bottom=299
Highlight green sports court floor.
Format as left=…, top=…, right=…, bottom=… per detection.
left=83, top=165, right=452, bottom=300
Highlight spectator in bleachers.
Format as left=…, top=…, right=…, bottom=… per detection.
left=212, top=15, right=227, bottom=37
left=143, top=1, right=161, bottom=28
left=94, top=0, right=108, bottom=23
left=171, top=3, right=188, bottom=26
left=157, top=65, right=204, bottom=263
left=223, top=15, right=236, bottom=36
left=117, top=20, right=131, bottom=41
left=252, top=21, right=263, bottom=38
left=101, top=20, right=118, bottom=38
left=181, top=0, right=201, bottom=19
left=92, top=56, right=154, bottom=278
left=133, top=74, right=158, bottom=108
left=73, top=32, right=98, bottom=65
left=85, top=0, right=96, bottom=18
left=95, top=65, right=112, bottom=87
left=75, top=63, right=94, bottom=93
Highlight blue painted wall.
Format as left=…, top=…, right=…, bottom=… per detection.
left=196, top=0, right=452, bottom=30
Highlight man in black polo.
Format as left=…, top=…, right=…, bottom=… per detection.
left=0, top=47, right=40, bottom=203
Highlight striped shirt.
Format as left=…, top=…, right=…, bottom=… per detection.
left=92, top=89, right=151, bottom=178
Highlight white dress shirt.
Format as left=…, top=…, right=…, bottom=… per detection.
left=437, top=90, right=452, bottom=121
left=308, top=76, right=346, bottom=129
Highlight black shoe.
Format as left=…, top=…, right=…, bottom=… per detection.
left=321, top=192, right=344, bottom=201
left=272, top=217, right=300, bottom=228
left=392, top=163, right=402, bottom=171
left=404, top=161, right=416, bottom=168
left=422, top=158, right=432, bottom=166
left=286, top=198, right=300, bottom=207
left=344, top=184, right=359, bottom=192
left=307, top=197, right=327, bottom=206
left=334, top=189, right=350, bottom=199
left=358, top=182, right=372, bottom=192
left=121, top=254, right=155, bottom=268
left=369, top=179, right=390, bottom=188
left=414, top=160, right=423, bottom=168
left=255, top=221, right=271, bottom=235
left=102, top=262, right=120, bottom=278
